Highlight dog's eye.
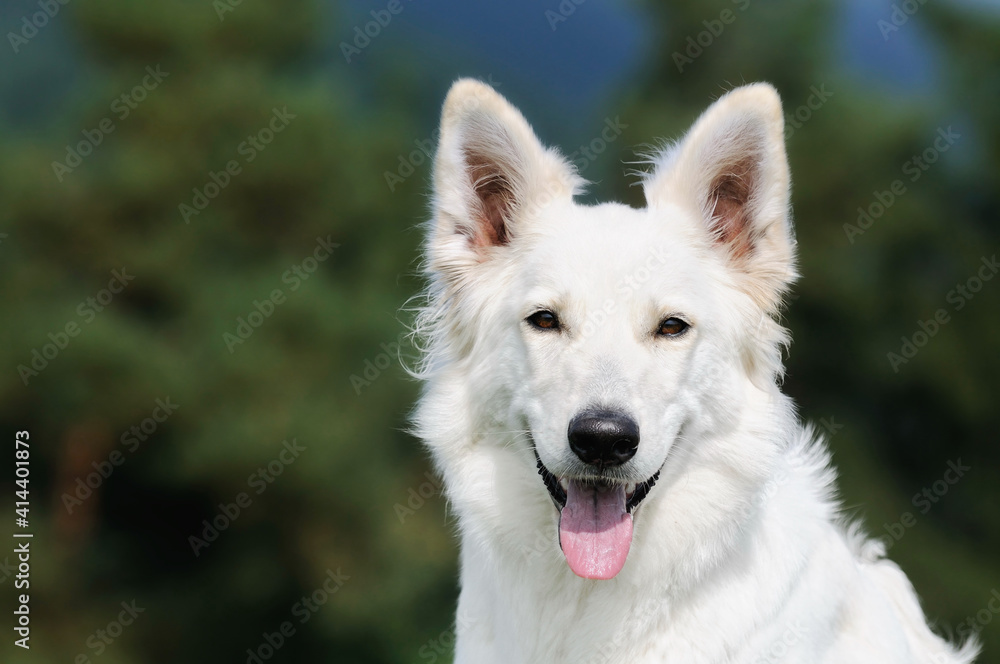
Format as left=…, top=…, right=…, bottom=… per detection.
left=657, top=317, right=689, bottom=337
left=527, top=310, right=560, bottom=331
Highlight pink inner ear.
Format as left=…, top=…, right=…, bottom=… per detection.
left=463, top=151, right=514, bottom=248
left=708, top=155, right=758, bottom=261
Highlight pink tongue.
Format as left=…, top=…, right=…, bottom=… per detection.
left=559, top=481, right=633, bottom=580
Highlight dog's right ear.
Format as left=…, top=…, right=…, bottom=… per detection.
left=428, top=79, right=581, bottom=279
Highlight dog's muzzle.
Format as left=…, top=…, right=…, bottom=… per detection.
left=532, top=446, right=660, bottom=580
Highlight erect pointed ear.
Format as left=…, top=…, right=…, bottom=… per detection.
left=428, top=79, right=582, bottom=278
left=643, top=84, right=797, bottom=313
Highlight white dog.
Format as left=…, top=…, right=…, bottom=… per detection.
left=409, top=79, right=977, bottom=664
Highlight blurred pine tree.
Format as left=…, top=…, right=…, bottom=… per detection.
left=0, top=0, right=452, bottom=662
left=0, top=0, right=997, bottom=662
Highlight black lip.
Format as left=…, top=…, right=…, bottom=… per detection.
left=532, top=447, right=660, bottom=513
left=625, top=471, right=660, bottom=512
left=534, top=450, right=567, bottom=507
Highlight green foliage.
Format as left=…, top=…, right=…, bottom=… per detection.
left=0, top=0, right=997, bottom=662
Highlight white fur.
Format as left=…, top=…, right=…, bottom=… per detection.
left=410, top=79, right=977, bottom=664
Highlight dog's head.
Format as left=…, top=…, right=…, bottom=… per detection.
left=416, top=80, right=797, bottom=580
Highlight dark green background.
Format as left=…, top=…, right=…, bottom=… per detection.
left=0, top=0, right=998, bottom=662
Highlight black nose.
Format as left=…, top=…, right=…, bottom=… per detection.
left=568, top=410, right=639, bottom=468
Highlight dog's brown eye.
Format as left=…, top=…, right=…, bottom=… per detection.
left=657, top=317, right=689, bottom=337
left=527, top=310, right=560, bottom=331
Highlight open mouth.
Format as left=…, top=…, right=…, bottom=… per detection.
left=534, top=449, right=660, bottom=580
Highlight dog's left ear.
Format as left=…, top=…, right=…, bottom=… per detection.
left=643, top=84, right=796, bottom=312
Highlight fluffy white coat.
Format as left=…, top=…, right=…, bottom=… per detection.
left=410, top=79, right=977, bottom=664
